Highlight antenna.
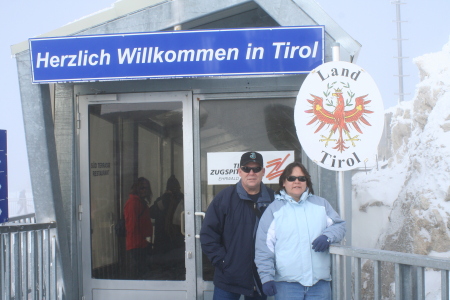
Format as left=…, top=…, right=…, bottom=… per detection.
left=392, top=1, right=409, bottom=103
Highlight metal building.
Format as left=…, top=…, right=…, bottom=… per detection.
left=12, top=0, right=360, bottom=299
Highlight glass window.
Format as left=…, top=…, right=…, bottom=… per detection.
left=88, top=101, right=185, bottom=280
left=199, top=97, right=301, bottom=280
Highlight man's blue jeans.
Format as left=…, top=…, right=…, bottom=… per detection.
left=274, top=280, right=331, bottom=300
left=213, top=286, right=267, bottom=300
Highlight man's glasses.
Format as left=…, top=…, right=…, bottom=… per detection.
left=240, top=166, right=262, bottom=173
left=286, top=176, right=307, bottom=182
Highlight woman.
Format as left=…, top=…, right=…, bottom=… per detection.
left=255, top=162, right=345, bottom=299
left=124, top=177, right=153, bottom=279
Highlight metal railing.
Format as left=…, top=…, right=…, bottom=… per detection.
left=331, top=244, right=450, bottom=300
left=3, top=213, right=36, bottom=225
left=3, top=222, right=450, bottom=300
left=0, top=222, right=59, bottom=300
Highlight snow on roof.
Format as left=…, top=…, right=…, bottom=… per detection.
left=12, top=0, right=361, bottom=60
left=11, top=0, right=165, bottom=55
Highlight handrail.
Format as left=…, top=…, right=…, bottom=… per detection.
left=0, top=222, right=56, bottom=234
left=330, top=244, right=450, bottom=270
left=330, top=244, right=450, bottom=300
left=0, top=222, right=59, bottom=300
left=3, top=213, right=36, bottom=223
left=3, top=225, right=450, bottom=299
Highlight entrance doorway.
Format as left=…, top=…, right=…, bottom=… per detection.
left=79, top=91, right=196, bottom=299
left=78, top=90, right=301, bottom=299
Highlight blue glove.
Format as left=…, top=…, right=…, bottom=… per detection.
left=262, top=281, right=277, bottom=296
left=312, top=235, right=331, bottom=252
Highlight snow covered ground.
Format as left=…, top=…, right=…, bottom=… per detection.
left=352, top=39, right=450, bottom=299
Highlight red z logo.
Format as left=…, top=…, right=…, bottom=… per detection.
left=265, top=154, right=291, bottom=180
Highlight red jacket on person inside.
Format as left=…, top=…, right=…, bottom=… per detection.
left=124, top=194, right=153, bottom=251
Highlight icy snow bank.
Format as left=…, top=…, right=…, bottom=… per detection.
left=353, top=39, right=450, bottom=299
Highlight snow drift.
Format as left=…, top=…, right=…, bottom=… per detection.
left=352, top=39, right=450, bottom=299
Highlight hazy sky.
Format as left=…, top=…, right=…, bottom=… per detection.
left=1, top=0, right=449, bottom=195
left=316, top=0, right=450, bottom=108
left=1, top=0, right=116, bottom=194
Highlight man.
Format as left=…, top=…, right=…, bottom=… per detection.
left=200, top=151, right=275, bottom=300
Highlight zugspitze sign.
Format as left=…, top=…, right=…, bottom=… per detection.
left=295, top=61, right=384, bottom=171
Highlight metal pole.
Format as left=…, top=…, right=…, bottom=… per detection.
left=332, top=43, right=346, bottom=222
left=331, top=43, right=350, bottom=299
left=393, top=1, right=408, bottom=103
left=338, top=171, right=345, bottom=220
left=332, top=43, right=340, bottom=62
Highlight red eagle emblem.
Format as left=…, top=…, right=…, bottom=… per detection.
left=305, top=87, right=373, bottom=152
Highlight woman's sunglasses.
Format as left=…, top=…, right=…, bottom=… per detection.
left=240, top=166, right=262, bottom=173
left=286, top=176, right=307, bottom=182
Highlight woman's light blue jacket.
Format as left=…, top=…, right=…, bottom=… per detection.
left=255, top=189, right=346, bottom=287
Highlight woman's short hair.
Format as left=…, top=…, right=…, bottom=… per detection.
left=277, top=162, right=314, bottom=195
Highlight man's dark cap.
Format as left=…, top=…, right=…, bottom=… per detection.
left=166, top=174, right=180, bottom=193
left=240, top=151, right=263, bottom=167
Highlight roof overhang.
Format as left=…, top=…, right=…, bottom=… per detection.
left=12, top=0, right=361, bottom=61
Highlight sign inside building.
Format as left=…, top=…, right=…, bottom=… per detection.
left=29, top=26, right=324, bottom=83
left=294, top=61, right=384, bottom=171
left=207, top=151, right=294, bottom=185
left=0, top=130, right=8, bottom=223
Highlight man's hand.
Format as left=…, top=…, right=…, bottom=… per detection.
left=312, top=235, right=331, bottom=252
left=262, top=281, right=277, bottom=296
left=215, top=259, right=225, bottom=272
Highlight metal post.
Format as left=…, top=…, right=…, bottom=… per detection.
left=416, top=266, right=425, bottom=300
left=331, top=43, right=350, bottom=299
left=30, top=231, right=37, bottom=300
left=374, top=260, right=382, bottom=300
left=332, top=254, right=338, bottom=299
left=332, top=43, right=340, bottom=62
left=392, top=1, right=408, bottom=103
left=0, top=234, right=4, bottom=300
left=354, top=257, right=361, bottom=300
left=331, top=43, right=346, bottom=222
left=338, top=171, right=345, bottom=220
left=50, top=234, right=57, bottom=300
left=13, top=233, right=20, bottom=300
left=442, top=270, right=449, bottom=300
left=395, top=263, right=403, bottom=300
left=5, top=234, right=11, bottom=300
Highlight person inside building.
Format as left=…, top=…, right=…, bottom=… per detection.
left=124, top=177, right=153, bottom=279
left=200, top=151, right=275, bottom=300
left=150, top=174, right=184, bottom=254
left=255, top=161, right=346, bottom=299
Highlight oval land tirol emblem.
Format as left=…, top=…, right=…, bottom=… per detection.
left=294, top=61, right=384, bottom=171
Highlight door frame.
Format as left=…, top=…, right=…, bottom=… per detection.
left=78, top=91, right=196, bottom=300
left=192, top=90, right=300, bottom=298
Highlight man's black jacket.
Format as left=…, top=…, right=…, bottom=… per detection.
left=200, top=181, right=274, bottom=296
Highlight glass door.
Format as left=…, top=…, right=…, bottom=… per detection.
left=79, top=91, right=195, bottom=300
left=194, top=94, right=302, bottom=299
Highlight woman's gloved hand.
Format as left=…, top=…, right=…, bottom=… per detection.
left=312, top=235, right=331, bottom=252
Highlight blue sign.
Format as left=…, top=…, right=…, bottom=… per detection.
left=0, top=130, right=8, bottom=223
left=29, top=26, right=324, bottom=83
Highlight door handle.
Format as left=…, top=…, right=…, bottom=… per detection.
left=195, top=212, right=205, bottom=218
left=181, top=211, right=185, bottom=236
left=194, top=212, right=206, bottom=238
